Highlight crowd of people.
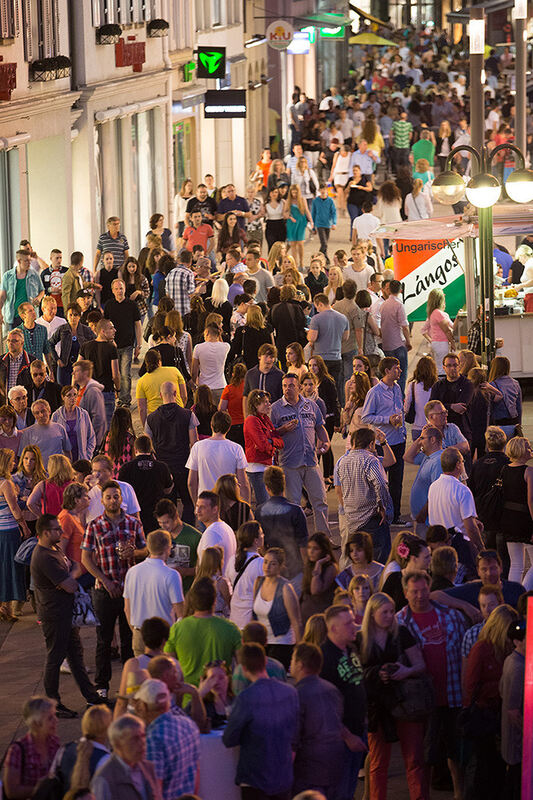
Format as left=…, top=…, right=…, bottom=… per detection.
left=0, top=23, right=532, bottom=800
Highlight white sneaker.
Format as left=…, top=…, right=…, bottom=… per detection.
left=60, top=659, right=71, bottom=674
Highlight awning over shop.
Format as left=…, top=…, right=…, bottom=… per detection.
left=446, top=0, right=514, bottom=24
left=299, top=11, right=352, bottom=26
left=348, top=3, right=392, bottom=28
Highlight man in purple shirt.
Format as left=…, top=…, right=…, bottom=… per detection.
left=379, top=280, right=411, bottom=393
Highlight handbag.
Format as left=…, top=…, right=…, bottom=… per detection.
left=405, top=382, right=416, bottom=424
left=72, top=586, right=98, bottom=627
left=391, top=674, right=435, bottom=721
left=14, top=536, right=38, bottom=565
left=475, top=470, right=504, bottom=529
left=458, top=701, right=500, bottom=739
left=225, top=327, right=247, bottom=381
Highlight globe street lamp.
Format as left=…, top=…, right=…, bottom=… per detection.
left=433, top=143, right=533, bottom=365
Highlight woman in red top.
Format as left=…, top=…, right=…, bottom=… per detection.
left=463, top=604, right=518, bottom=800
left=26, top=454, right=74, bottom=517
left=219, top=363, right=247, bottom=448
left=3, top=697, right=60, bottom=798
left=243, top=389, right=284, bottom=506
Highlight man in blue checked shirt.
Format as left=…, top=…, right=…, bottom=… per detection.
left=135, top=679, right=200, bottom=800
left=361, top=356, right=407, bottom=524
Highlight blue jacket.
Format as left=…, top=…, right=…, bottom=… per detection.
left=51, top=404, right=96, bottom=459
left=252, top=576, right=291, bottom=637
left=311, top=196, right=337, bottom=229
left=1, top=269, right=44, bottom=324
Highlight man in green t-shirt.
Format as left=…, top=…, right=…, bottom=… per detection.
left=411, top=129, right=435, bottom=167
left=164, top=577, right=242, bottom=685
left=155, top=498, right=201, bottom=593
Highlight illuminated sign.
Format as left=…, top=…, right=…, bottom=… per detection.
left=266, top=19, right=294, bottom=50
left=204, top=89, right=246, bottom=119
left=197, top=46, right=226, bottom=79
left=287, top=32, right=311, bottom=55
left=319, top=26, right=345, bottom=39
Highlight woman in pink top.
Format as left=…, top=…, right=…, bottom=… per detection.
left=421, top=288, right=455, bottom=374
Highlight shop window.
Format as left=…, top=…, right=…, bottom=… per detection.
left=211, top=0, right=222, bottom=26
left=173, top=120, right=193, bottom=192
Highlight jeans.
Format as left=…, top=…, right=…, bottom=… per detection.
left=284, top=464, right=330, bottom=536
left=57, top=364, right=73, bottom=387
left=341, top=351, right=356, bottom=403
left=317, top=227, right=331, bottom=260
left=392, top=147, right=410, bottom=170
left=333, top=743, right=366, bottom=800
left=117, top=346, right=134, bottom=407
left=247, top=471, right=269, bottom=506
left=358, top=512, right=391, bottom=564
left=103, top=391, right=115, bottom=429
left=40, top=607, right=99, bottom=703
left=387, top=441, right=406, bottom=522
left=324, top=358, right=343, bottom=405
left=92, top=588, right=133, bottom=690
left=347, top=204, right=361, bottom=228
left=171, top=467, right=195, bottom=526
left=384, top=346, right=408, bottom=394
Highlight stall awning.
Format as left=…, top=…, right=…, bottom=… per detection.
left=374, top=204, right=533, bottom=240
left=348, top=3, right=392, bottom=28
left=298, top=11, right=352, bottom=26
left=447, top=0, right=514, bottom=24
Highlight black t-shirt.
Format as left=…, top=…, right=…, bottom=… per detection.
left=118, top=455, right=173, bottom=531
left=186, top=195, right=218, bottom=222
left=80, top=340, right=118, bottom=392
left=381, top=571, right=407, bottom=611
left=320, top=638, right=367, bottom=735
left=30, top=543, right=73, bottom=615
left=104, top=298, right=141, bottom=349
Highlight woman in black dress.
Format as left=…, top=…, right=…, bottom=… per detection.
left=501, top=436, right=533, bottom=588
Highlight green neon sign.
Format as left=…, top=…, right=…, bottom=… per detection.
left=197, top=46, right=226, bottom=79
left=319, top=26, right=344, bottom=39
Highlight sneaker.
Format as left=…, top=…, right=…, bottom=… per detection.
left=56, top=703, right=78, bottom=719
left=96, top=688, right=108, bottom=700
left=392, top=517, right=412, bottom=527
left=60, top=659, right=71, bottom=674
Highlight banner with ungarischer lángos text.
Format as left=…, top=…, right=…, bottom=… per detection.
left=392, top=237, right=466, bottom=322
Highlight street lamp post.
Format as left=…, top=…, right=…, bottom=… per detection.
left=432, top=143, right=533, bottom=366
left=514, top=0, right=528, bottom=157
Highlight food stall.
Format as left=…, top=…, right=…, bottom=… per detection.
left=375, top=210, right=533, bottom=378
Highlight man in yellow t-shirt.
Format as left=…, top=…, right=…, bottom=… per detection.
left=136, top=349, right=186, bottom=427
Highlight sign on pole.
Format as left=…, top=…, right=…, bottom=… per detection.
left=197, top=46, right=226, bottom=79
left=266, top=20, right=294, bottom=50
left=392, top=238, right=466, bottom=322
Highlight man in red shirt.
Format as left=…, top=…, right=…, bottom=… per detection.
left=182, top=210, right=214, bottom=257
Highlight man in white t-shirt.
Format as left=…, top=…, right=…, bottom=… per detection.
left=343, top=243, right=374, bottom=292
left=86, top=454, right=141, bottom=524
left=351, top=199, right=380, bottom=248
left=191, top=323, right=231, bottom=406
left=186, top=410, right=250, bottom=503
left=428, top=447, right=484, bottom=550
left=195, top=491, right=236, bottom=575
left=123, top=529, right=184, bottom=655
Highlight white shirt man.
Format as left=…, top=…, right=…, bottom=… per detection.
left=186, top=411, right=249, bottom=503
left=124, top=530, right=184, bottom=654
left=195, top=492, right=236, bottom=574
left=428, top=446, right=483, bottom=550
left=352, top=205, right=381, bottom=248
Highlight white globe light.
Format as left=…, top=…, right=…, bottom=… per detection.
left=465, top=173, right=501, bottom=208
left=431, top=171, right=466, bottom=205
left=505, top=168, right=533, bottom=203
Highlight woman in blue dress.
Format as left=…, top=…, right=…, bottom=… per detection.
left=285, top=184, right=313, bottom=272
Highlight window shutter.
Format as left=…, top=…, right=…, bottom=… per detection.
left=21, top=0, right=32, bottom=60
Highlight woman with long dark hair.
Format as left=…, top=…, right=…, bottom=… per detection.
left=119, top=257, right=150, bottom=322
left=265, top=187, right=288, bottom=250
left=489, top=355, right=522, bottom=440
left=102, top=407, right=135, bottom=477
left=217, top=212, right=247, bottom=260
left=226, top=521, right=264, bottom=630
left=300, top=532, right=338, bottom=625
left=404, top=355, right=438, bottom=440
left=219, top=363, right=247, bottom=447
left=243, top=389, right=284, bottom=506
left=213, top=473, right=253, bottom=532
left=191, top=384, right=217, bottom=439
left=308, top=355, right=340, bottom=486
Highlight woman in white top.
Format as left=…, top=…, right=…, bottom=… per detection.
left=191, top=323, right=231, bottom=406
left=329, top=145, right=352, bottom=214
left=252, top=547, right=302, bottom=670
left=513, top=255, right=533, bottom=313
left=293, top=157, right=319, bottom=203
left=324, top=266, right=344, bottom=304
left=374, top=181, right=403, bottom=224
left=404, top=354, right=438, bottom=440
left=226, top=521, right=265, bottom=630
left=405, top=178, right=433, bottom=221
left=173, top=178, right=193, bottom=238
left=264, top=187, right=288, bottom=251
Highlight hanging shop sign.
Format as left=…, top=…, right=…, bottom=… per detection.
left=266, top=20, right=294, bottom=50
left=197, top=46, right=226, bottom=79
left=204, top=89, right=246, bottom=119
left=392, top=237, right=466, bottom=322
left=115, top=36, right=146, bottom=73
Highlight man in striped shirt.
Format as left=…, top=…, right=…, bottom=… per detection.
left=94, top=216, right=129, bottom=272
left=391, top=111, right=413, bottom=171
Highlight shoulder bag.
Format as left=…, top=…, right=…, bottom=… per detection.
left=233, top=553, right=261, bottom=590
left=72, top=586, right=98, bottom=627
left=405, top=382, right=416, bottom=424
left=390, top=639, right=435, bottom=721
left=475, top=468, right=505, bottom=529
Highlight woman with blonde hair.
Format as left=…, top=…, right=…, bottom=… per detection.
left=228, top=305, right=273, bottom=370
left=404, top=355, right=438, bottom=439
left=27, top=454, right=74, bottom=517
left=458, top=348, right=479, bottom=377
left=189, top=546, right=232, bottom=618
left=413, top=158, right=434, bottom=186
left=285, top=184, right=313, bottom=269
left=12, top=445, right=47, bottom=533
left=302, top=613, right=327, bottom=646
left=436, top=120, right=454, bottom=173
left=293, top=157, right=319, bottom=204
left=463, top=604, right=518, bottom=799
left=0, top=448, right=31, bottom=620
left=203, top=278, right=233, bottom=336
left=267, top=159, right=290, bottom=194
left=274, top=253, right=303, bottom=286
left=324, top=266, right=344, bottom=304
left=404, top=178, right=433, bottom=221
left=356, top=592, right=428, bottom=800
left=360, top=116, right=385, bottom=156
left=500, top=436, right=533, bottom=588
left=267, top=241, right=286, bottom=274
left=421, top=289, right=454, bottom=375
left=348, top=573, right=374, bottom=627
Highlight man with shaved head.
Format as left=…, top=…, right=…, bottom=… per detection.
left=145, top=381, right=199, bottom=525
